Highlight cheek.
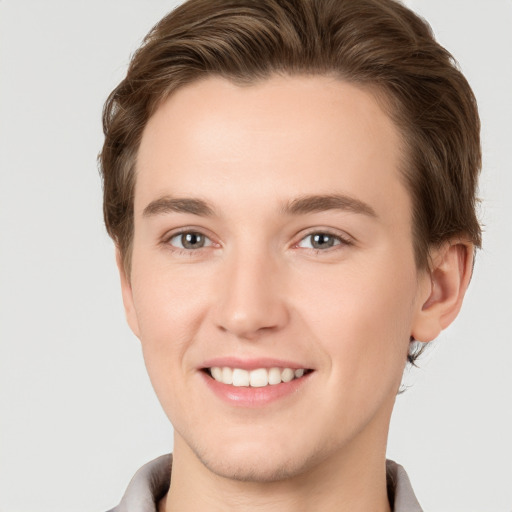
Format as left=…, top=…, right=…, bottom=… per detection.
left=296, top=256, right=417, bottom=385
left=128, top=257, right=211, bottom=404
left=131, top=250, right=208, bottom=341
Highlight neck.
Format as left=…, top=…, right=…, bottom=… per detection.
left=162, top=418, right=392, bottom=512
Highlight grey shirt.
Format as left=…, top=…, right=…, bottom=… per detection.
left=108, top=454, right=423, bottom=512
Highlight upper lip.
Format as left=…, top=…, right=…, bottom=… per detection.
left=200, top=357, right=312, bottom=371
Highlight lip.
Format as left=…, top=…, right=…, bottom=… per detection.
left=199, top=357, right=314, bottom=407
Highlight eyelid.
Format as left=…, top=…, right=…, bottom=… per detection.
left=170, top=232, right=213, bottom=248
left=160, top=226, right=353, bottom=253
left=162, top=227, right=219, bottom=251
left=294, top=228, right=354, bottom=250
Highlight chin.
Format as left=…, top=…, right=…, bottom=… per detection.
left=184, top=433, right=328, bottom=483
left=199, top=450, right=313, bottom=483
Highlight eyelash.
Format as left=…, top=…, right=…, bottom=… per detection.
left=295, top=230, right=353, bottom=252
left=163, top=229, right=353, bottom=255
left=164, top=230, right=216, bottom=255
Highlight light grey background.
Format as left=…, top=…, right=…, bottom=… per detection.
left=0, top=1, right=510, bottom=511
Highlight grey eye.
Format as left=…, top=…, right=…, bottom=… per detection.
left=169, top=232, right=212, bottom=249
left=298, top=233, right=342, bottom=250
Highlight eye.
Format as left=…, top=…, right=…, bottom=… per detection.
left=168, top=231, right=213, bottom=250
left=297, top=232, right=347, bottom=250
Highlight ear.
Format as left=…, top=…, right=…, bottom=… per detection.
left=411, top=241, right=474, bottom=343
left=116, top=248, right=141, bottom=339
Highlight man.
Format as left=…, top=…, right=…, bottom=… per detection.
left=100, top=0, right=481, bottom=510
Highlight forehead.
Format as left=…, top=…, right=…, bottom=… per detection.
left=135, top=75, right=409, bottom=228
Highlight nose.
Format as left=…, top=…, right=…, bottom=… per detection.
left=213, top=248, right=290, bottom=340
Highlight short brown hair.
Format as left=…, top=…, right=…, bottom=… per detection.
left=100, top=0, right=481, bottom=277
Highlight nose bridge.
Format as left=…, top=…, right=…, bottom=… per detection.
left=214, top=241, right=288, bottom=339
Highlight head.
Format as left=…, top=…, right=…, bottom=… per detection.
left=99, top=0, right=481, bottom=484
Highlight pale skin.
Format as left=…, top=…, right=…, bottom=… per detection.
left=117, top=75, right=473, bottom=512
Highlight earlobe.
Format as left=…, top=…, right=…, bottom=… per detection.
left=411, top=241, right=474, bottom=343
left=116, top=248, right=141, bottom=339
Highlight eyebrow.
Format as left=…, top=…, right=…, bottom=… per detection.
left=142, top=193, right=377, bottom=219
left=143, top=196, right=216, bottom=217
left=282, top=194, right=377, bottom=218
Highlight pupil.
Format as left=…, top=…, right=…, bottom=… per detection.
left=312, top=234, right=333, bottom=248
left=183, top=233, right=204, bottom=249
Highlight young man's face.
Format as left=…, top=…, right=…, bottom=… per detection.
left=121, top=75, right=433, bottom=481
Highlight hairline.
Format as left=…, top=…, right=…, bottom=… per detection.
left=119, top=71, right=431, bottom=277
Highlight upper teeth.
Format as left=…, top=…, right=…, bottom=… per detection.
left=210, top=367, right=306, bottom=387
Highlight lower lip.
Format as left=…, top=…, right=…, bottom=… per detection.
left=201, top=371, right=312, bottom=407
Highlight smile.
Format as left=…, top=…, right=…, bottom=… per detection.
left=208, top=367, right=309, bottom=387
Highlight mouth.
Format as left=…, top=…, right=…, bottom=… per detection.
left=204, top=366, right=313, bottom=387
